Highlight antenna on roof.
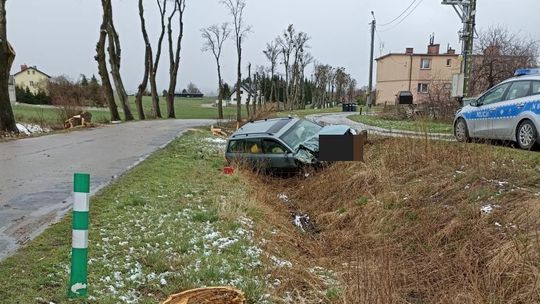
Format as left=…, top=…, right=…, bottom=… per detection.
left=429, top=33, right=435, bottom=45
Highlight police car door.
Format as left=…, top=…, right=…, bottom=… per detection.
left=472, top=82, right=512, bottom=138
left=492, top=80, right=531, bottom=139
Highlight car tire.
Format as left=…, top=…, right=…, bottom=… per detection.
left=454, top=118, right=470, bottom=143
left=516, top=120, right=538, bottom=150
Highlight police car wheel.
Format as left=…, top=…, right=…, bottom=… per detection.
left=454, top=118, right=469, bottom=143
left=517, top=120, right=537, bottom=150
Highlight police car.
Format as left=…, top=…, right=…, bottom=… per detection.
left=454, top=68, right=540, bottom=149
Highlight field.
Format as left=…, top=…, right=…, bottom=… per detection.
left=12, top=97, right=342, bottom=130
left=348, top=113, right=454, bottom=134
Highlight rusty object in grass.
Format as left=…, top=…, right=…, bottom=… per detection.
left=64, top=112, right=93, bottom=129
left=319, top=131, right=367, bottom=162
left=224, top=166, right=235, bottom=175
left=162, top=287, right=246, bottom=304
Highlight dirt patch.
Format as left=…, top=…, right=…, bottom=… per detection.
left=245, top=137, right=540, bottom=303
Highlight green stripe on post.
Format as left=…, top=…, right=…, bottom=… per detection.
left=68, top=172, right=90, bottom=299
left=72, top=212, right=89, bottom=230
left=74, top=173, right=90, bottom=193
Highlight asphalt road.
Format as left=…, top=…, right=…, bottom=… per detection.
left=0, top=119, right=213, bottom=260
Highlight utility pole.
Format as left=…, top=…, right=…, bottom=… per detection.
left=442, top=0, right=477, bottom=99
left=367, top=11, right=376, bottom=110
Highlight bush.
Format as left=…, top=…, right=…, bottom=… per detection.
left=15, top=86, right=51, bottom=105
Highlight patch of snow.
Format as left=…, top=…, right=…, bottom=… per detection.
left=16, top=123, right=50, bottom=135
left=204, top=137, right=227, bottom=144
left=481, top=204, right=494, bottom=214
left=160, top=278, right=167, bottom=286
left=494, top=222, right=502, bottom=227
left=277, top=193, right=290, bottom=203
left=270, top=255, right=292, bottom=268
left=293, top=214, right=310, bottom=232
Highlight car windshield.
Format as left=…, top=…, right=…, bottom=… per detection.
left=280, top=120, right=322, bottom=151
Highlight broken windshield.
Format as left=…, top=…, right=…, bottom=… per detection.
left=280, top=120, right=322, bottom=151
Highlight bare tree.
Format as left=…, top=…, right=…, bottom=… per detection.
left=276, top=25, right=295, bottom=109
left=263, top=41, right=280, bottom=105
left=470, top=25, right=539, bottom=95
left=246, top=62, right=251, bottom=118
left=165, top=0, right=186, bottom=119
left=222, top=0, right=250, bottom=122
left=148, top=0, right=169, bottom=119
left=134, top=0, right=152, bottom=120
left=201, top=23, right=231, bottom=120
left=95, top=0, right=121, bottom=122
left=105, top=0, right=134, bottom=121
left=0, top=0, right=17, bottom=133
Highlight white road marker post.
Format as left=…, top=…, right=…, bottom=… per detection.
left=68, top=173, right=90, bottom=298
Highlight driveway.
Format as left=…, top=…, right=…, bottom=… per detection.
left=307, top=113, right=454, bottom=141
left=0, top=119, right=213, bottom=260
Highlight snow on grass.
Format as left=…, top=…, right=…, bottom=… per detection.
left=16, top=123, right=50, bottom=135
left=72, top=131, right=268, bottom=303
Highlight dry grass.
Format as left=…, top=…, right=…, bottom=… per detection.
left=242, top=137, right=540, bottom=303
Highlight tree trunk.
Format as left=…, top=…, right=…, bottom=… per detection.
left=0, top=0, right=16, bottom=133
left=135, top=0, right=151, bottom=120
left=149, top=0, right=168, bottom=119
left=217, top=61, right=224, bottom=119
left=96, top=0, right=121, bottom=122
left=105, top=1, right=133, bottom=121
left=235, top=38, right=242, bottom=122
left=166, top=0, right=185, bottom=119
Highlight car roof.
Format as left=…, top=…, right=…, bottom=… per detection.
left=230, top=117, right=298, bottom=139
left=501, top=74, right=540, bottom=84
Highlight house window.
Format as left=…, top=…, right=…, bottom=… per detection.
left=29, top=81, right=35, bottom=86
left=420, top=58, right=431, bottom=69
left=32, top=71, right=35, bottom=75
left=418, top=83, right=429, bottom=94
left=27, top=71, right=30, bottom=75
left=446, top=59, right=452, bottom=66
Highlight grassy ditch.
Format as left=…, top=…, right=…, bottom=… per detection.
left=248, top=138, right=540, bottom=303
left=348, top=114, right=453, bottom=134
left=0, top=130, right=274, bottom=303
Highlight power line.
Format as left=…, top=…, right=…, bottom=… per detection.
left=378, top=0, right=418, bottom=27
left=379, top=0, right=425, bottom=33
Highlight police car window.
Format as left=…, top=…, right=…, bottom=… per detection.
left=506, top=81, right=531, bottom=100
left=481, top=83, right=511, bottom=105
left=532, top=81, right=540, bottom=95
left=227, top=140, right=245, bottom=153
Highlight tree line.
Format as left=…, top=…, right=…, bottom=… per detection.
left=0, top=0, right=359, bottom=132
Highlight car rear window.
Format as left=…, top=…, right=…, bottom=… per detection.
left=227, top=140, right=245, bottom=153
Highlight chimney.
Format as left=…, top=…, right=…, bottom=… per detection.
left=427, top=44, right=440, bottom=55
left=405, top=47, right=414, bottom=54
left=20, top=64, right=28, bottom=71
left=446, top=47, right=456, bottom=55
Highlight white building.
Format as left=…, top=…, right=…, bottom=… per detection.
left=223, top=84, right=265, bottom=106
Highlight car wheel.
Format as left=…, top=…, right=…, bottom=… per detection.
left=516, top=120, right=538, bottom=150
left=454, top=118, right=470, bottom=143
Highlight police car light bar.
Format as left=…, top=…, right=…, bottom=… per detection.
left=515, top=68, right=540, bottom=76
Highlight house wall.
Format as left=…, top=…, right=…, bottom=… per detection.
left=376, top=53, right=460, bottom=104
left=8, top=75, right=16, bottom=103
left=14, top=68, right=49, bottom=95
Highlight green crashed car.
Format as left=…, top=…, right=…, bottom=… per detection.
left=225, top=117, right=356, bottom=170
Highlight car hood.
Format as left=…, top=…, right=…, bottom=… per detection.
left=294, top=124, right=355, bottom=164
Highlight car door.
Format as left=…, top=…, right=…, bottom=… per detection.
left=491, top=80, right=531, bottom=139
left=244, top=138, right=265, bottom=167
left=471, top=82, right=512, bottom=138
left=261, top=139, right=295, bottom=169
left=226, top=139, right=246, bottom=163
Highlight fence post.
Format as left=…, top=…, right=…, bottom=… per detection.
left=68, top=173, right=90, bottom=298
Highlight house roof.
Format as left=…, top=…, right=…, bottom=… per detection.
left=375, top=52, right=460, bottom=61
left=230, top=83, right=254, bottom=96
left=13, top=66, right=52, bottom=78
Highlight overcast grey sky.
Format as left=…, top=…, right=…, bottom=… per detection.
left=6, top=0, right=540, bottom=95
